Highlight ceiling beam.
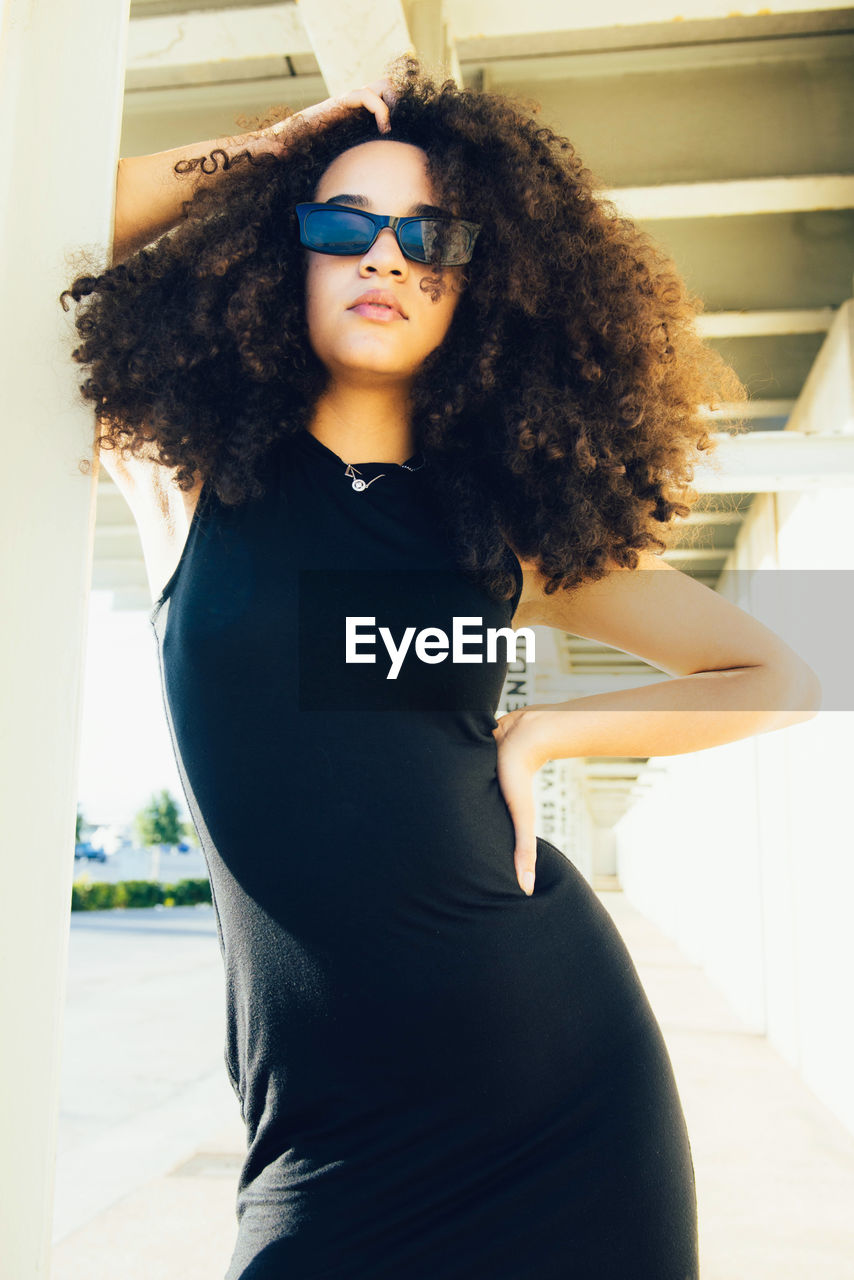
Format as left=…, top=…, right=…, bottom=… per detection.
left=602, top=174, right=854, bottom=221
left=126, top=4, right=311, bottom=89
left=477, top=31, right=854, bottom=80
left=586, top=762, right=650, bottom=777
left=696, top=308, right=836, bottom=338
left=704, top=401, right=795, bottom=420
left=694, top=431, right=854, bottom=491
left=451, top=0, right=854, bottom=40
left=662, top=549, right=730, bottom=562
left=673, top=511, right=745, bottom=525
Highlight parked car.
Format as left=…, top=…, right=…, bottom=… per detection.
left=74, top=841, right=106, bottom=862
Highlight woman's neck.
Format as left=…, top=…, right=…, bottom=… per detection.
left=307, top=384, right=416, bottom=466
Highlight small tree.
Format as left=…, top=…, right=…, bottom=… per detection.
left=135, top=789, right=184, bottom=848
left=75, top=804, right=86, bottom=843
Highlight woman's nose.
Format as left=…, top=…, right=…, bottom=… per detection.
left=361, top=227, right=408, bottom=272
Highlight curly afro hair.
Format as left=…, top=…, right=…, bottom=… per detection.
left=60, top=53, right=745, bottom=605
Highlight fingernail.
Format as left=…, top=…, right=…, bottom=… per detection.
left=520, top=870, right=535, bottom=896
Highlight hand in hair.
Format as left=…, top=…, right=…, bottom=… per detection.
left=283, top=78, right=399, bottom=141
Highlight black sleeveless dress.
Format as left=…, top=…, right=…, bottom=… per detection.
left=150, top=426, right=699, bottom=1280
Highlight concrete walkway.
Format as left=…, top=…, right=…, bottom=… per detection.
left=598, top=891, right=854, bottom=1280
left=51, top=894, right=854, bottom=1279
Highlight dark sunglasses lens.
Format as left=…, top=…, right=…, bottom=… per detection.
left=399, top=220, right=471, bottom=265
left=303, top=208, right=473, bottom=265
left=304, top=208, right=375, bottom=253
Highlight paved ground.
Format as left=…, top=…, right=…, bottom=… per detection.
left=51, top=895, right=854, bottom=1279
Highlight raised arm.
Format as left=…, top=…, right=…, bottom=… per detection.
left=111, top=79, right=398, bottom=265
left=112, top=128, right=280, bottom=265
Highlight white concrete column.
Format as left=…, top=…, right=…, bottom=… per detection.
left=405, top=0, right=463, bottom=84
left=0, top=2, right=130, bottom=1276
left=298, top=0, right=415, bottom=95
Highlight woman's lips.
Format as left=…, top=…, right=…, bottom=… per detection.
left=348, top=303, right=406, bottom=322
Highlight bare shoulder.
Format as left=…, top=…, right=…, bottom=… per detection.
left=98, top=441, right=206, bottom=604
left=509, top=545, right=669, bottom=631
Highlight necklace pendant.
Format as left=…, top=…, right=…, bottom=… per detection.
left=345, top=462, right=385, bottom=492
left=344, top=463, right=365, bottom=492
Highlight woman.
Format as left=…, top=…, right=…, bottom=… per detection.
left=61, top=55, right=819, bottom=1280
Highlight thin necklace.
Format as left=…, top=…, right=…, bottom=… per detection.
left=344, top=455, right=426, bottom=492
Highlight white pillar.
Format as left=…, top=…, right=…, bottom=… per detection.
left=298, top=0, right=415, bottom=95
left=0, top=3, right=130, bottom=1276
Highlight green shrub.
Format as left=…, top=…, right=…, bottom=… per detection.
left=70, top=878, right=212, bottom=912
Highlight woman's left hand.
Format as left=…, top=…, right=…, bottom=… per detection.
left=492, top=707, right=549, bottom=896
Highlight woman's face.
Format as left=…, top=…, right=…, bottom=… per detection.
left=304, top=140, right=466, bottom=386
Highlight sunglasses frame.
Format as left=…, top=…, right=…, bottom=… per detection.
left=295, top=202, right=482, bottom=266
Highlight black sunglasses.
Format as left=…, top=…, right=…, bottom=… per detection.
left=295, top=202, right=481, bottom=267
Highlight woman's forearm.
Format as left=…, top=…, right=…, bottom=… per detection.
left=524, top=662, right=822, bottom=763
left=112, top=123, right=285, bottom=264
